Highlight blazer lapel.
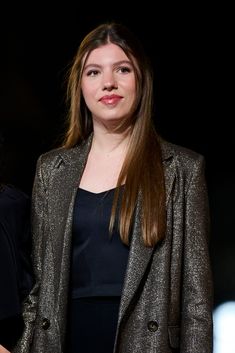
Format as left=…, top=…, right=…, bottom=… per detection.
left=46, top=137, right=92, bottom=303
left=117, top=197, right=153, bottom=325
left=118, top=140, right=176, bottom=324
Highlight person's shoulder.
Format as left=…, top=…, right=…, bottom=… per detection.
left=38, top=146, right=66, bottom=165
left=36, top=145, right=76, bottom=165
left=160, top=139, right=205, bottom=170
left=0, top=184, right=29, bottom=201
left=0, top=185, right=29, bottom=211
left=36, top=137, right=92, bottom=169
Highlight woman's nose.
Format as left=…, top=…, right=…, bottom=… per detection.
left=102, top=72, right=117, bottom=91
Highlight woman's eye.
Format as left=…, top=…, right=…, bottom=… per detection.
left=86, top=70, right=99, bottom=76
left=118, top=66, right=131, bottom=74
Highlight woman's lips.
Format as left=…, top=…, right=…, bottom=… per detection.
left=99, top=94, right=123, bottom=105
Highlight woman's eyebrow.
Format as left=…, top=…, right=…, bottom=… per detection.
left=83, top=60, right=132, bottom=70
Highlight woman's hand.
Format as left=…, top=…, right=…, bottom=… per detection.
left=0, top=345, right=10, bottom=353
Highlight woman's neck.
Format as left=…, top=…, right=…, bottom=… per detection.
left=79, top=127, right=131, bottom=193
left=91, top=126, right=131, bottom=157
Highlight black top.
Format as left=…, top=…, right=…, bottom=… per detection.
left=70, top=186, right=129, bottom=298
left=66, top=186, right=130, bottom=353
left=0, top=185, right=33, bottom=349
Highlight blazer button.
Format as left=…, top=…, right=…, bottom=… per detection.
left=147, top=320, right=158, bottom=332
left=41, top=318, right=50, bottom=330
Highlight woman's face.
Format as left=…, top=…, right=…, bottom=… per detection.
left=81, top=43, right=136, bottom=128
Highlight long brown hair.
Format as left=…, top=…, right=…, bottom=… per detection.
left=63, top=22, right=166, bottom=247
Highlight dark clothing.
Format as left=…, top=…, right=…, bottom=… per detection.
left=70, top=187, right=129, bottom=298
left=0, top=185, right=33, bottom=350
left=66, top=187, right=129, bottom=352
left=0, top=315, right=24, bottom=351
left=13, top=138, right=213, bottom=353
left=66, top=297, right=120, bottom=353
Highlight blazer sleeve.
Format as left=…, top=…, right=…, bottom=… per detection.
left=180, top=155, right=213, bottom=353
left=14, top=155, right=47, bottom=353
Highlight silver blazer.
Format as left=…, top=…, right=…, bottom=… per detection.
left=14, top=136, right=213, bottom=353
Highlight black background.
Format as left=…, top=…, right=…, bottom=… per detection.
left=1, top=3, right=234, bottom=309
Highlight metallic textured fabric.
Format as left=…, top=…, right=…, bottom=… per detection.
left=13, top=136, right=213, bottom=353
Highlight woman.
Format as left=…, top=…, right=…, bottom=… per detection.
left=14, top=22, right=213, bottom=352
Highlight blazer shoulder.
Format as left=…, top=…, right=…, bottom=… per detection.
left=36, top=146, right=76, bottom=169
left=161, top=139, right=205, bottom=173
left=38, top=136, right=92, bottom=166
left=38, top=147, right=65, bottom=166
